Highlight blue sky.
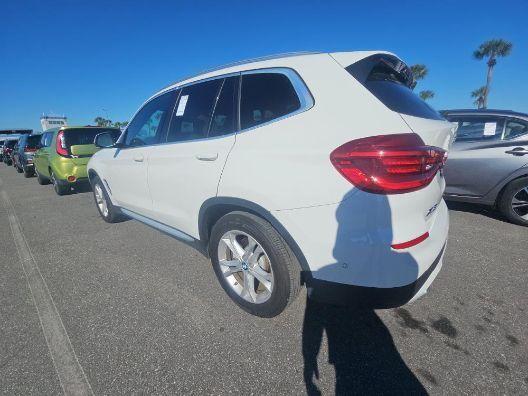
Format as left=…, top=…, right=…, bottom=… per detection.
left=1, top=0, right=527, bottom=131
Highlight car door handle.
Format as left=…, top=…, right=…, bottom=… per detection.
left=505, top=147, right=528, bottom=156
left=133, top=155, right=144, bottom=162
left=195, top=153, right=218, bottom=161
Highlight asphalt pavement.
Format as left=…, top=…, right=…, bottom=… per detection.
left=0, top=164, right=526, bottom=395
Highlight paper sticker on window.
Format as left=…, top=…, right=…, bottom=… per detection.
left=483, top=122, right=496, bottom=136
left=175, top=95, right=189, bottom=116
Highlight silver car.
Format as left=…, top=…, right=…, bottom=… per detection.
left=442, top=109, right=528, bottom=226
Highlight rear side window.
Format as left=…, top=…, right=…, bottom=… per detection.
left=504, top=119, right=528, bottom=140
left=346, top=55, right=443, bottom=121
left=240, top=73, right=301, bottom=130
left=125, top=90, right=177, bottom=147
left=167, top=79, right=223, bottom=143
left=450, top=117, right=504, bottom=141
left=209, top=76, right=238, bottom=137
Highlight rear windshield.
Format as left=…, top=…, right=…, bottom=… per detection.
left=5, top=140, right=17, bottom=148
left=26, top=135, right=42, bottom=149
left=64, top=128, right=121, bottom=148
left=346, top=55, right=443, bottom=121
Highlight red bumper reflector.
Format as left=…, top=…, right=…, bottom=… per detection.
left=391, top=232, right=429, bottom=250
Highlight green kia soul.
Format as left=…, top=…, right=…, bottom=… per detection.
left=34, top=126, right=121, bottom=195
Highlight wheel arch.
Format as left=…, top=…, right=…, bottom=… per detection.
left=494, top=171, right=528, bottom=207
left=198, top=197, right=310, bottom=273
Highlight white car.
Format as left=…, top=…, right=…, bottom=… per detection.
left=88, top=51, right=455, bottom=317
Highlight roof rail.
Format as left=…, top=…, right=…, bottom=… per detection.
left=162, top=51, right=323, bottom=90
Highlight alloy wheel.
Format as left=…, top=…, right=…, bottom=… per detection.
left=217, top=230, right=274, bottom=304
left=94, top=184, right=109, bottom=217
left=511, top=187, right=528, bottom=220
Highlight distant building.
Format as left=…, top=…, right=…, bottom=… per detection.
left=40, top=114, right=67, bottom=131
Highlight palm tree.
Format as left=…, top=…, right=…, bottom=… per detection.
left=473, top=39, right=513, bottom=108
left=471, top=87, right=487, bottom=109
left=410, top=64, right=428, bottom=89
left=419, top=90, right=435, bottom=101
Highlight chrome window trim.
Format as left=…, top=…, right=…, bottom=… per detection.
left=119, top=67, right=314, bottom=148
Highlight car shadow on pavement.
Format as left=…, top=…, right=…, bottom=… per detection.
left=302, top=301, right=426, bottom=395
left=301, top=190, right=426, bottom=395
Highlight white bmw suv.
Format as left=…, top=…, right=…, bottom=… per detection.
left=88, top=51, right=454, bottom=317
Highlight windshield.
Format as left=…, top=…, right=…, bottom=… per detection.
left=5, top=140, right=17, bottom=148
left=64, top=128, right=121, bottom=149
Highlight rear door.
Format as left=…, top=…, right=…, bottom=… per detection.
left=148, top=76, right=238, bottom=237
left=34, top=131, right=54, bottom=177
left=443, top=116, right=528, bottom=197
left=104, top=90, right=177, bottom=215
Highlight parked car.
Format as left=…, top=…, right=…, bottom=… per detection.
left=12, top=134, right=42, bottom=177
left=442, top=109, right=528, bottom=226
left=33, top=126, right=121, bottom=195
left=2, top=139, right=18, bottom=165
left=0, top=140, right=4, bottom=156
left=88, top=52, right=454, bottom=317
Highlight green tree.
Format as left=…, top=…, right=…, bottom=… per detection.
left=473, top=39, right=513, bottom=108
left=419, top=90, right=435, bottom=101
left=410, top=64, right=435, bottom=100
left=471, top=87, right=487, bottom=109
left=94, top=117, right=112, bottom=127
left=410, top=64, right=428, bottom=88
left=113, top=121, right=129, bottom=128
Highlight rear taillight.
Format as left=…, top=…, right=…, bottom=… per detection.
left=330, top=133, right=447, bottom=194
left=56, top=131, right=68, bottom=156
left=24, top=148, right=37, bottom=153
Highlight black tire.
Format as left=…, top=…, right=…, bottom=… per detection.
left=209, top=211, right=301, bottom=317
left=23, top=166, right=34, bottom=178
left=91, top=176, right=125, bottom=223
left=50, top=171, right=70, bottom=196
left=498, top=177, right=528, bottom=226
left=15, top=163, right=23, bottom=173
left=36, top=168, right=50, bottom=185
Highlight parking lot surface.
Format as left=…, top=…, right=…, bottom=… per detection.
left=1, top=165, right=527, bottom=395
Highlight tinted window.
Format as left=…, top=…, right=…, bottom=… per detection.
left=6, top=140, right=17, bottom=148
left=240, top=73, right=301, bottom=130
left=452, top=117, right=504, bottom=141
left=26, top=135, right=42, bottom=149
left=346, top=55, right=443, bottom=121
left=504, top=119, right=528, bottom=140
left=125, top=91, right=176, bottom=147
left=167, top=79, right=223, bottom=143
left=64, top=128, right=120, bottom=149
left=209, top=76, right=238, bottom=137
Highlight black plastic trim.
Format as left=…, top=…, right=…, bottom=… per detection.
left=305, top=245, right=445, bottom=309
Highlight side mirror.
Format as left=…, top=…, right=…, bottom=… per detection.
left=94, top=132, right=119, bottom=148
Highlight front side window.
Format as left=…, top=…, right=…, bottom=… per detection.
left=453, top=117, right=504, bottom=141
left=167, top=79, right=223, bottom=143
left=125, top=91, right=177, bottom=147
left=504, top=119, right=528, bottom=140
left=240, top=73, right=301, bottom=130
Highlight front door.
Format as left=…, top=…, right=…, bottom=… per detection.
left=104, top=90, right=177, bottom=215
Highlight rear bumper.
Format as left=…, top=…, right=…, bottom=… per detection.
left=305, top=244, right=445, bottom=308
left=56, top=177, right=90, bottom=187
